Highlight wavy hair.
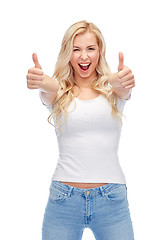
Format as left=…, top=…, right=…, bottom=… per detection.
left=48, top=20, right=125, bottom=136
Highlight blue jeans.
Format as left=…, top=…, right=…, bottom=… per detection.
left=42, top=180, right=135, bottom=240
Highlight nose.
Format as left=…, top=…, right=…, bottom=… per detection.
left=80, top=50, right=88, bottom=60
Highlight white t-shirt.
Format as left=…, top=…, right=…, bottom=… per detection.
left=40, top=93, right=130, bottom=184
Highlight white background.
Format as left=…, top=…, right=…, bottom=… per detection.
left=0, top=0, right=167, bottom=239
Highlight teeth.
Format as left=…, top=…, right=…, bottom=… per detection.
left=79, top=63, right=90, bottom=66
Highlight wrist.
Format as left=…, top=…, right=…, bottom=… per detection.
left=40, top=74, right=58, bottom=93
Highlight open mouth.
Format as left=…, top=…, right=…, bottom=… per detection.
left=78, top=63, right=91, bottom=71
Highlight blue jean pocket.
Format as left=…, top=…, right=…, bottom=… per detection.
left=49, top=182, right=69, bottom=203
left=103, top=184, right=127, bottom=202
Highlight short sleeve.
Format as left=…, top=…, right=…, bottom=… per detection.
left=39, top=91, right=52, bottom=112
left=124, top=89, right=132, bottom=101
left=116, top=89, right=132, bottom=112
left=117, top=96, right=126, bottom=112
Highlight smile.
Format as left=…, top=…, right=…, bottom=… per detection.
left=78, top=63, right=91, bottom=71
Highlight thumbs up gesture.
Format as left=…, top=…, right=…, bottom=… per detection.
left=117, top=52, right=135, bottom=89
left=109, top=52, right=135, bottom=91
left=26, top=53, right=44, bottom=89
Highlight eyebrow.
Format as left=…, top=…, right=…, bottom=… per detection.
left=73, top=44, right=97, bottom=48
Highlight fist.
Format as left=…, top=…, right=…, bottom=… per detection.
left=26, top=53, right=44, bottom=89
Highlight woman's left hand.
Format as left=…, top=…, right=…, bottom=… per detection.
left=117, top=52, right=135, bottom=89
left=109, top=52, right=135, bottom=90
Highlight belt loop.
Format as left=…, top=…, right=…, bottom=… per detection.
left=99, top=186, right=104, bottom=196
left=69, top=186, right=74, bottom=197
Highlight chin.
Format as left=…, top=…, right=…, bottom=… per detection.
left=79, top=73, right=91, bottom=79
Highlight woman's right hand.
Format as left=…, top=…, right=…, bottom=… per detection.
left=26, top=53, right=44, bottom=90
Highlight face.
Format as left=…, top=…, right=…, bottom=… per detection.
left=70, top=31, right=100, bottom=80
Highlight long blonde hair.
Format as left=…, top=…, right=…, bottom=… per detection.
left=48, top=20, right=124, bottom=136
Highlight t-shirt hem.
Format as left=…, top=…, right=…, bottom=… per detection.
left=51, top=177, right=126, bottom=184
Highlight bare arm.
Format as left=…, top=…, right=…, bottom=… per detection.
left=39, top=74, right=60, bottom=106
left=108, top=73, right=132, bottom=100
left=27, top=53, right=60, bottom=106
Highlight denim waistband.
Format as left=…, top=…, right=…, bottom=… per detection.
left=50, top=180, right=126, bottom=197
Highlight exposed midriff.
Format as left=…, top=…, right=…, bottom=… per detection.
left=59, top=181, right=108, bottom=189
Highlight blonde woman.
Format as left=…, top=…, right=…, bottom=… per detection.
left=27, top=20, right=135, bottom=240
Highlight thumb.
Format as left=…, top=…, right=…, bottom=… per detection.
left=118, top=52, right=124, bottom=72
left=32, top=53, right=42, bottom=69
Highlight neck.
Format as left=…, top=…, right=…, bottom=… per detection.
left=74, top=72, right=98, bottom=89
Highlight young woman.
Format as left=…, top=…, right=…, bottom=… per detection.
left=27, top=20, right=135, bottom=240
